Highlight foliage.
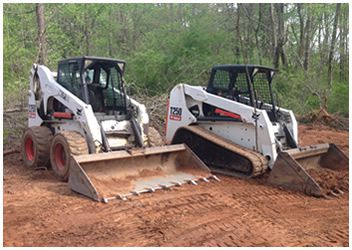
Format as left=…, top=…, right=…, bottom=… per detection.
left=3, top=128, right=9, bottom=145
left=3, top=3, right=349, bottom=115
left=328, top=83, right=349, bottom=116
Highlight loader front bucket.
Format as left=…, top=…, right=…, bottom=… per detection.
left=267, top=143, right=348, bottom=197
left=68, top=144, right=215, bottom=202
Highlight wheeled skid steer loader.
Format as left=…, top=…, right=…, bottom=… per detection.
left=22, top=56, right=214, bottom=202
left=166, top=64, right=348, bottom=197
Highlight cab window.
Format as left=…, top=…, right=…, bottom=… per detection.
left=57, top=62, right=82, bottom=99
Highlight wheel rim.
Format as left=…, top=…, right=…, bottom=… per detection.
left=25, top=136, right=34, bottom=161
left=54, top=143, right=66, bottom=170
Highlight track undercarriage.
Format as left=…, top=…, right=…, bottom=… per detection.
left=172, top=126, right=268, bottom=178
left=172, top=125, right=348, bottom=197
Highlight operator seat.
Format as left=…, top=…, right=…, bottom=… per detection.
left=88, top=85, right=104, bottom=112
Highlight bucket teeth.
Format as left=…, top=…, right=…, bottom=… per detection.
left=102, top=196, right=117, bottom=203
left=202, top=177, right=210, bottom=183
left=118, top=195, right=128, bottom=201
left=189, top=180, right=198, bottom=185
left=160, top=184, right=171, bottom=190
left=211, top=175, right=220, bottom=182
left=336, top=189, right=344, bottom=195
left=98, top=174, right=221, bottom=204
left=132, top=191, right=140, bottom=196
left=172, top=181, right=182, bottom=187
left=328, top=190, right=339, bottom=197
left=99, top=175, right=219, bottom=204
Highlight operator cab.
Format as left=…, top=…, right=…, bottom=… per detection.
left=206, top=64, right=278, bottom=122
left=56, top=56, right=127, bottom=116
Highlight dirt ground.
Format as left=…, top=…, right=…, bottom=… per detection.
left=3, top=124, right=349, bottom=247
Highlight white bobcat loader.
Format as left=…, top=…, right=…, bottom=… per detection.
left=22, top=56, right=214, bottom=202
left=166, top=64, right=348, bottom=197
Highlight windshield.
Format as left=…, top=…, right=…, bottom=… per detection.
left=57, top=61, right=84, bottom=100
left=84, top=60, right=126, bottom=113
left=208, top=68, right=274, bottom=107
left=251, top=71, right=273, bottom=105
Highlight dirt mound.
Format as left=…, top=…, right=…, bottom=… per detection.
left=298, top=108, right=348, bottom=131
left=88, top=176, right=134, bottom=198
left=308, top=168, right=349, bottom=195
left=87, top=168, right=166, bottom=198
left=298, top=124, right=348, bottom=155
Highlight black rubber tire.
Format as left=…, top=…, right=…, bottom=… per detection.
left=50, top=131, right=89, bottom=182
left=21, top=126, right=53, bottom=168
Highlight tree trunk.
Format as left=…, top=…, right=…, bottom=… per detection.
left=36, top=3, right=46, bottom=64
left=237, top=4, right=249, bottom=63
left=322, top=12, right=331, bottom=67
left=297, top=3, right=305, bottom=58
left=270, top=4, right=279, bottom=68
left=277, top=3, right=287, bottom=67
left=235, top=4, right=242, bottom=63
left=108, top=6, right=113, bottom=56
left=339, top=7, right=346, bottom=81
left=255, top=4, right=263, bottom=64
left=318, top=15, right=323, bottom=71
left=83, top=5, right=90, bottom=55
left=303, top=13, right=311, bottom=71
left=327, top=3, right=341, bottom=86
left=118, top=10, right=128, bottom=53
left=241, top=4, right=251, bottom=63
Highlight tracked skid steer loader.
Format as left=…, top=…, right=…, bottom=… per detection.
left=166, top=64, right=348, bottom=197
left=22, top=56, right=215, bottom=202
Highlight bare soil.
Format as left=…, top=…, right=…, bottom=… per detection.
left=3, top=124, right=349, bottom=246
left=307, top=168, right=349, bottom=195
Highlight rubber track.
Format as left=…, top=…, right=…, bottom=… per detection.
left=177, top=126, right=268, bottom=177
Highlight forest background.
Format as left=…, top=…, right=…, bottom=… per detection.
left=3, top=3, right=349, bottom=137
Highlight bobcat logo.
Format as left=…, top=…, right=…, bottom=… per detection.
left=169, top=106, right=182, bottom=121
left=28, top=104, right=36, bottom=119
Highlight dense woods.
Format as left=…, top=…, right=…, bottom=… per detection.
left=3, top=3, right=349, bottom=115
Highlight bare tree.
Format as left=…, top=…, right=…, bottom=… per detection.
left=296, top=3, right=304, bottom=58
left=276, top=3, right=287, bottom=67
left=269, top=4, right=278, bottom=67
left=36, top=3, right=46, bottom=64
left=327, top=3, right=341, bottom=86
left=255, top=4, right=263, bottom=65
left=339, top=6, right=347, bottom=81
left=303, top=11, right=311, bottom=71
left=270, top=4, right=286, bottom=68
left=235, top=4, right=242, bottom=63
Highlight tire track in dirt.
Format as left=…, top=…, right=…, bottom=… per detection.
left=223, top=176, right=349, bottom=246
left=3, top=124, right=349, bottom=246
left=119, top=177, right=310, bottom=246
